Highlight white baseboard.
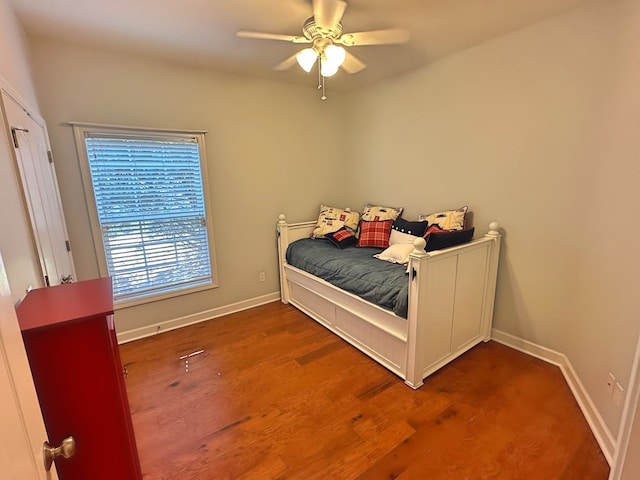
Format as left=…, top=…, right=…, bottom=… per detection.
left=491, top=328, right=615, bottom=466
left=116, top=292, right=281, bottom=344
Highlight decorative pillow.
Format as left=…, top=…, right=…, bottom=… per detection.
left=392, top=217, right=428, bottom=237
left=418, top=206, right=468, bottom=231
left=357, top=220, right=393, bottom=248
left=374, top=243, right=415, bottom=265
left=361, top=203, right=403, bottom=222
left=390, top=218, right=428, bottom=245
left=389, top=229, right=419, bottom=246
left=424, top=224, right=446, bottom=236
left=311, top=205, right=360, bottom=238
left=326, top=228, right=358, bottom=249
left=423, top=225, right=475, bottom=252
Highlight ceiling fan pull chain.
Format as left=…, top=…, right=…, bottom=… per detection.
left=316, top=57, right=327, bottom=100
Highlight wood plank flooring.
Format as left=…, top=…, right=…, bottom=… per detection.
left=119, top=302, right=610, bottom=480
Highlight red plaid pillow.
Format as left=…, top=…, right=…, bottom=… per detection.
left=326, top=228, right=357, bottom=249
left=357, top=220, right=393, bottom=248
left=333, top=229, right=353, bottom=241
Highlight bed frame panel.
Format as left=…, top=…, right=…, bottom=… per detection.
left=276, top=214, right=501, bottom=388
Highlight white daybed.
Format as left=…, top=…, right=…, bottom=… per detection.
left=276, top=214, right=502, bottom=389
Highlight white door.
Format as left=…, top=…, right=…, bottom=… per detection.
left=611, top=334, right=640, bottom=480
left=1, top=89, right=75, bottom=286
left=0, top=251, right=59, bottom=480
left=619, top=403, right=640, bottom=479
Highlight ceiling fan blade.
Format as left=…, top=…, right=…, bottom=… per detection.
left=337, top=29, right=410, bottom=47
left=313, top=0, right=347, bottom=30
left=341, top=51, right=366, bottom=74
left=274, top=53, right=300, bottom=71
left=237, top=31, right=310, bottom=44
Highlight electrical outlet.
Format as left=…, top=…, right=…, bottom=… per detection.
left=259, top=272, right=266, bottom=282
left=607, top=372, right=616, bottom=395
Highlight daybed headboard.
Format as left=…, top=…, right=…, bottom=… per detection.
left=276, top=214, right=314, bottom=244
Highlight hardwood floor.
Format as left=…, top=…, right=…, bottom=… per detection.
left=119, top=302, right=610, bottom=480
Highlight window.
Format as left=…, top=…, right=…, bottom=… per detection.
left=72, top=124, right=217, bottom=306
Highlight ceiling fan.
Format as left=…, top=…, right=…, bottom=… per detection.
left=237, top=0, right=410, bottom=99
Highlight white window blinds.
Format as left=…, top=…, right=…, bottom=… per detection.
left=83, top=132, right=213, bottom=301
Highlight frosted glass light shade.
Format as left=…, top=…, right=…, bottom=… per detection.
left=320, top=60, right=339, bottom=77
left=296, top=48, right=317, bottom=73
left=324, top=45, right=346, bottom=67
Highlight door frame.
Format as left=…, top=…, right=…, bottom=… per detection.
left=0, top=84, right=76, bottom=287
left=610, top=333, right=640, bottom=479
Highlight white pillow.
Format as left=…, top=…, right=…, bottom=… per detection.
left=374, top=243, right=415, bottom=265
left=389, top=229, right=419, bottom=246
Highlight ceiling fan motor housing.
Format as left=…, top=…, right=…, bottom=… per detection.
left=302, top=17, right=343, bottom=41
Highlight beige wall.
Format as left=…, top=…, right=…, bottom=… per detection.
left=0, top=0, right=44, bottom=302
left=0, top=0, right=38, bottom=107
left=26, top=37, right=351, bottom=332
left=345, top=0, right=640, bottom=439
left=567, top=0, right=640, bottom=445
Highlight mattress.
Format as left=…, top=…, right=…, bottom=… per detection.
left=285, top=238, right=409, bottom=318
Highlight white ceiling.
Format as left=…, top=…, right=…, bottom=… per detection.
left=9, top=0, right=586, bottom=91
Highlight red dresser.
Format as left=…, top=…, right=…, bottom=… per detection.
left=16, top=277, right=142, bottom=480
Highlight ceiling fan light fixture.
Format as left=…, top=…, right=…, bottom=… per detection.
left=238, top=0, right=409, bottom=99
left=296, top=48, right=317, bottom=73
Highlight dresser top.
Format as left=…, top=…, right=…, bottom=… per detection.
left=16, top=277, right=114, bottom=331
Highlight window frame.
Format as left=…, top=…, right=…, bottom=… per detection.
left=71, top=122, right=218, bottom=308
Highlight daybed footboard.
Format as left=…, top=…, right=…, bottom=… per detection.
left=276, top=214, right=501, bottom=388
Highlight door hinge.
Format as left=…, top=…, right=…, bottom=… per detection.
left=47, top=150, right=54, bottom=164
left=10, top=126, right=29, bottom=148
left=65, top=240, right=71, bottom=252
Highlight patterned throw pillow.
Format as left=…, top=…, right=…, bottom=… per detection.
left=326, top=228, right=358, bottom=249
left=361, top=203, right=403, bottom=222
left=357, top=220, right=393, bottom=248
left=311, top=205, right=360, bottom=238
left=418, top=206, right=468, bottom=231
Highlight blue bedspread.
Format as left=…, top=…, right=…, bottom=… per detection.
left=286, top=238, right=409, bottom=318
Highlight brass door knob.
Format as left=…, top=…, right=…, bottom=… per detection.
left=43, top=436, right=76, bottom=471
